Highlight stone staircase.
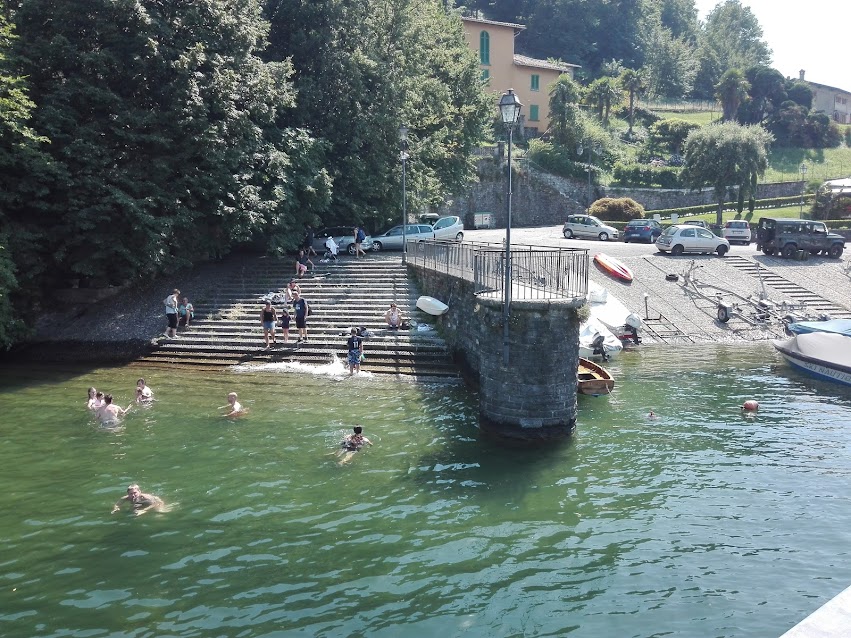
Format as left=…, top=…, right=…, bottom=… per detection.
left=134, top=255, right=459, bottom=378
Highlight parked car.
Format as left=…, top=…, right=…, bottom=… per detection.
left=623, top=218, right=664, bottom=243
left=312, top=226, right=374, bottom=255
left=372, top=224, right=435, bottom=251
left=755, top=217, right=845, bottom=258
left=682, top=220, right=710, bottom=229
left=562, top=214, right=619, bottom=241
left=723, top=220, right=752, bottom=244
left=432, top=215, right=464, bottom=241
left=656, top=224, right=730, bottom=256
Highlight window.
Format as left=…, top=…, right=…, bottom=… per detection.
left=481, top=69, right=490, bottom=82
left=531, top=75, right=540, bottom=91
left=529, top=104, right=539, bottom=121
left=479, top=31, right=490, bottom=65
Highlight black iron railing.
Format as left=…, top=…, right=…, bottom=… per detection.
left=406, top=240, right=588, bottom=301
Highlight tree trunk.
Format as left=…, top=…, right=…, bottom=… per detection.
left=716, top=201, right=723, bottom=226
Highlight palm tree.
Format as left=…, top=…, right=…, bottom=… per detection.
left=619, top=69, right=647, bottom=135
left=548, top=75, right=583, bottom=146
left=586, top=77, right=622, bottom=126
left=715, top=69, right=750, bottom=122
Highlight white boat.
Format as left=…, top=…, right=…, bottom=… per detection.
left=786, top=318, right=851, bottom=338
left=772, top=332, right=851, bottom=387
left=416, top=295, right=449, bottom=316
left=579, top=317, right=623, bottom=360
left=586, top=280, right=643, bottom=343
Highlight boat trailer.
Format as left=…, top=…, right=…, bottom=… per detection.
left=678, top=261, right=828, bottom=328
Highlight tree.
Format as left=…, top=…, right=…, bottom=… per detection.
left=682, top=121, right=772, bottom=224
left=548, top=74, right=583, bottom=146
left=737, top=66, right=787, bottom=125
left=692, top=0, right=770, bottom=99
left=13, top=0, right=331, bottom=286
left=619, top=68, right=647, bottom=135
left=647, top=118, right=700, bottom=156
left=586, top=76, right=622, bottom=125
left=642, top=23, right=697, bottom=99
left=715, top=69, right=750, bottom=122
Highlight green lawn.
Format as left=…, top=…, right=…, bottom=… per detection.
left=764, top=146, right=851, bottom=183
left=652, top=110, right=719, bottom=126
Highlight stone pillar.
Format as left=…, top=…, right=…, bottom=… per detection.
left=474, top=296, right=583, bottom=441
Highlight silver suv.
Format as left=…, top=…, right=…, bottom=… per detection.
left=562, top=214, right=619, bottom=241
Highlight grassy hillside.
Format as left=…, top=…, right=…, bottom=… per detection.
left=764, top=146, right=851, bottom=183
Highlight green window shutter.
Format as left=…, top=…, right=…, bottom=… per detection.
left=531, top=75, right=540, bottom=91
left=480, top=31, right=490, bottom=65
left=529, top=105, right=540, bottom=121
left=481, top=69, right=490, bottom=82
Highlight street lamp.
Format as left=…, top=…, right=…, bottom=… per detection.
left=576, top=141, right=601, bottom=206
left=799, top=162, right=808, bottom=215
left=400, top=125, right=409, bottom=263
left=498, top=88, right=522, bottom=366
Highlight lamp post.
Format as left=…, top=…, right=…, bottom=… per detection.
left=799, top=162, right=808, bottom=215
left=498, top=88, right=522, bottom=366
left=576, top=142, right=601, bottom=206
left=400, top=125, right=409, bottom=264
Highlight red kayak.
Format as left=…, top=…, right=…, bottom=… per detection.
left=593, top=253, right=633, bottom=283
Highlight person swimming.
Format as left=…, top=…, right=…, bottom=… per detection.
left=135, top=378, right=154, bottom=403
left=111, top=484, right=165, bottom=516
left=219, top=392, right=248, bottom=417
left=335, top=425, right=373, bottom=465
left=97, top=394, right=131, bottom=425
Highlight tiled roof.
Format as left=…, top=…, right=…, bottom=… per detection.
left=514, top=55, right=579, bottom=72
left=806, top=80, right=851, bottom=97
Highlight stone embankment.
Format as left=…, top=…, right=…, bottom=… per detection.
left=20, top=254, right=459, bottom=378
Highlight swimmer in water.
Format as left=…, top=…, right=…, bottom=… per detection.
left=335, top=425, right=372, bottom=465
left=111, top=484, right=165, bottom=516
left=86, top=387, right=98, bottom=410
left=219, top=392, right=247, bottom=418
left=97, top=394, right=131, bottom=424
left=135, top=378, right=154, bottom=403
left=647, top=410, right=658, bottom=420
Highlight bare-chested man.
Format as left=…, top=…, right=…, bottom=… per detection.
left=97, top=394, right=131, bottom=425
left=111, top=484, right=165, bottom=516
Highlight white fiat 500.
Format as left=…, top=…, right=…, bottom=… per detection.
left=656, top=224, right=730, bottom=256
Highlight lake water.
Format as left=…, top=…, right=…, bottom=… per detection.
left=1, top=344, right=851, bottom=638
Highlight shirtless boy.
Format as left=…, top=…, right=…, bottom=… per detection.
left=111, top=484, right=165, bottom=516
left=220, top=392, right=247, bottom=418
left=97, top=394, right=131, bottom=424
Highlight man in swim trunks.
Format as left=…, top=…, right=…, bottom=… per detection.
left=97, top=394, right=131, bottom=424
left=260, top=300, right=277, bottom=348
left=111, top=484, right=165, bottom=516
left=164, top=288, right=180, bottom=339
left=292, top=291, right=309, bottom=343
left=347, top=327, right=363, bottom=375
left=336, top=425, right=372, bottom=465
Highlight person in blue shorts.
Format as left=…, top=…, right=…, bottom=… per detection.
left=347, top=327, right=363, bottom=375
left=260, top=300, right=277, bottom=348
left=292, top=291, right=309, bottom=343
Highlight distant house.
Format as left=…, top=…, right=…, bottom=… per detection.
left=800, top=70, right=851, bottom=124
left=461, top=16, right=579, bottom=137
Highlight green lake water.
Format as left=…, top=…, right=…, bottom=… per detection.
left=1, top=344, right=851, bottom=638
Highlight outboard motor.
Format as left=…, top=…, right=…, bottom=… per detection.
left=622, top=313, right=643, bottom=345
left=591, top=334, right=609, bottom=361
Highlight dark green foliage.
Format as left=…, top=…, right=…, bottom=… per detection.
left=588, top=197, right=645, bottom=221
left=647, top=118, right=699, bottom=155
left=766, top=101, right=842, bottom=148
left=526, top=139, right=589, bottom=179
left=612, top=162, right=682, bottom=188
left=612, top=105, right=660, bottom=128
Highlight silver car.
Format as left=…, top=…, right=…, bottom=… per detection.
left=562, top=214, right=619, bottom=241
left=432, top=216, right=464, bottom=241
left=312, top=226, right=374, bottom=255
left=372, top=224, right=435, bottom=251
left=656, top=224, right=730, bottom=256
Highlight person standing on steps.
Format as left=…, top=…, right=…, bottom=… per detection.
left=303, top=224, right=318, bottom=256
left=292, top=290, right=310, bottom=343
left=260, top=300, right=278, bottom=348
left=163, top=288, right=180, bottom=339
left=353, top=226, right=367, bottom=258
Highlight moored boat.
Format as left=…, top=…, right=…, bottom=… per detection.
left=579, top=317, right=623, bottom=360
left=786, top=318, right=851, bottom=337
left=772, top=332, right=851, bottom=387
left=577, top=357, right=615, bottom=395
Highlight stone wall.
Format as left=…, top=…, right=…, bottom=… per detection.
left=435, top=158, right=807, bottom=226
left=410, top=264, right=584, bottom=440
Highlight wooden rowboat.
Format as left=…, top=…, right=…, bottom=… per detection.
left=577, top=357, right=615, bottom=396
left=593, top=252, right=633, bottom=283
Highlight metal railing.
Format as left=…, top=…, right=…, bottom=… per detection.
left=407, top=240, right=589, bottom=301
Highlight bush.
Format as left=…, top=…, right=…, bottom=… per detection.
left=589, top=197, right=645, bottom=221
left=526, top=139, right=589, bottom=180
left=611, top=162, right=682, bottom=188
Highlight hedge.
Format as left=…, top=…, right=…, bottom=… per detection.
left=648, top=194, right=814, bottom=217
left=611, top=162, right=682, bottom=188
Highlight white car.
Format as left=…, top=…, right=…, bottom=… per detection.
left=371, top=224, right=435, bottom=251
left=723, top=220, right=752, bottom=244
left=656, top=224, right=730, bottom=256
left=563, top=214, right=619, bottom=241
left=432, top=216, right=464, bottom=241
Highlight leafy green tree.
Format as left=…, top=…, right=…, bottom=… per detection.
left=682, top=121, right=772, bottom=224
left=737, top=66, right=787, bottom=125
left=586, top=76, right=622, bottom=125
left=658, top=0, right=699, bottom=44
left=647, top=118, right=699, bottom=156
left=13, top=0, right=330, bottom=286
left=548, top=74, right=583, bottom=147
left=641, top=22, right=697, bottom=99
left=265, top=0, right=489, bottom=224
left=785, top=81, right=813, bottom=110
left=692, top=0, right=770, bottom=99
left=715, top=69, right=750, bottom=122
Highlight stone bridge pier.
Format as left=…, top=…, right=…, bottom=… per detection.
left=409, top=241, right=588, bottom=441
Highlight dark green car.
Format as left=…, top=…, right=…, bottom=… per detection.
left=755, top=218, right=845, bottom=258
